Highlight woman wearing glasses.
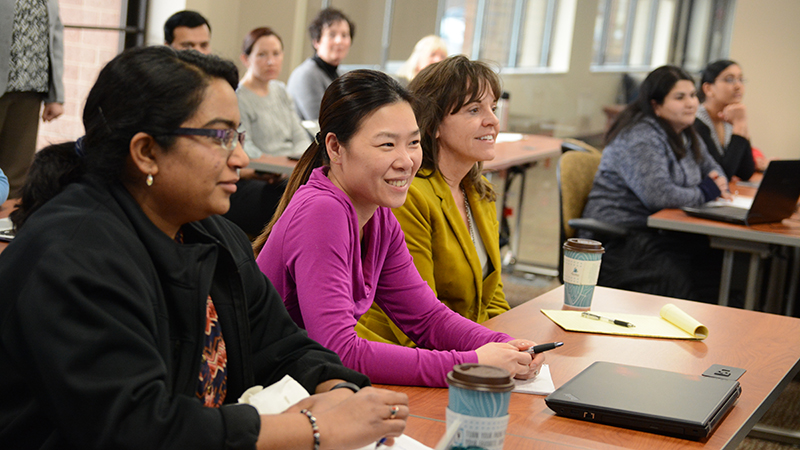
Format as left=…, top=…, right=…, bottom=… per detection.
left=0, top=47, right=408, bottom=449
left=694, top=60, right=756, bottom=181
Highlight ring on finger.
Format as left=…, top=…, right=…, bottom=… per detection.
left=389, top=405, right=399, bottom=419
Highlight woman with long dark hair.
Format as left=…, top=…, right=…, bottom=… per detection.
left=580, top=65, right=729, bottom=301
left=694, top=60, right=756, bottom=180
left=253, top=69, right=545, bottom=387
left=0, top=47, right=408, bottom=449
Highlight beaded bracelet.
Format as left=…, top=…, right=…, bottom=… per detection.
left=300, top=409, right=320, bottom=450
left=330, top=381, right=361, bottom=394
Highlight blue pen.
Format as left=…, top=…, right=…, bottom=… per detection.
left=375, top=437, right=387, bottom=449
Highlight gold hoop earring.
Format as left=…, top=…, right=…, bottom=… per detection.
left=146, top=174, right=154, bottom=186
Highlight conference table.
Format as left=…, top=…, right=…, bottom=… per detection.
left=647, top=178, right=800, bottom=313
left=380, top=285, right=800, bottom=450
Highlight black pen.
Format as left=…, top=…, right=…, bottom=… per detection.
left=524, top=342, right=563, bottom=354
left=581, top=311, right=635, bottom=328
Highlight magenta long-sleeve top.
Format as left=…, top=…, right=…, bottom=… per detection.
left=256, top=167, right=512, bottom=387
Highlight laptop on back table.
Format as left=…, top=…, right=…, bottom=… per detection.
left=544, top=361, right=741, bottom=439
left=681, top=160, right=800, bottom=226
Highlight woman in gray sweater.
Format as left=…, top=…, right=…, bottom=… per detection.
left=580, top=65, right=729, bottom=302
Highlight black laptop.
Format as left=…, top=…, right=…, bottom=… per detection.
left=544, top=362, right=741, bottom=439
left=681, top=160, right=800, bottom=226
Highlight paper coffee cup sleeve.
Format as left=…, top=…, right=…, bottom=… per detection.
left=563, top=257, right=601, bottom=285
left=660, top=304, right=708, bottom=339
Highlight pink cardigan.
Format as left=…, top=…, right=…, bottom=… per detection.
left=257, top=167, right=512, bottom=386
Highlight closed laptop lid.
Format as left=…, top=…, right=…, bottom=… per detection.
left=545, top=362, right=741, bottom=439
left=745, top=159, right=800, bottom=224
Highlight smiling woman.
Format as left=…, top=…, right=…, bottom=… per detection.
left=253, top=69, right=547, bottom=388
left=0, top=46, right=410, bottom=449
left=357, top=55, right=512, bottom=348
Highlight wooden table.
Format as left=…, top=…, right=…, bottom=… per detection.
left=247, top=154, right=298, bottom=175
left=647, top=180, right=800, bottom=312
left=381, top=286, right=800, bottom=450
left=484, top=134, right=563, bottom=275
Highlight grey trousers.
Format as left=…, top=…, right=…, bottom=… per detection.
left=0, top=91, right=42, bottom=198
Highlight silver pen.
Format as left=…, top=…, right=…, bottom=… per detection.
left=581, top=311, right=635, bottom=328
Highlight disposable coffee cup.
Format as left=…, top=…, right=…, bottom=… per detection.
left=562, top=238, right=605, bottom=310
left=445, top=364, right=513, bottom=450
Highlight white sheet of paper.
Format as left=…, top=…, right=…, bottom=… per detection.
left=512, top=364, right=555, bottom=395
left=705, top=195, right=753, bottom=210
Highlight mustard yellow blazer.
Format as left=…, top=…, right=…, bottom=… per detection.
left=356, top=170, right=510, bottom=346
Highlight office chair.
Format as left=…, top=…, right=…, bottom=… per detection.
left=557, top=142, right=627, bottom=282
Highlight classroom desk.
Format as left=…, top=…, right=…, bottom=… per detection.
left=379, top=286, right=800, bottom=450
left=484, top=134, right=563, bottom=275
left=647, top=197, right=800, bottom=312
left=247, top=154, right=298, bottom=175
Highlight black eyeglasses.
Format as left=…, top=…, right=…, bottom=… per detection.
left=171, top=128, right=246, bottom=156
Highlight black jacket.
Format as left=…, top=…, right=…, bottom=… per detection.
left=693, top=119, right=755, bottom=180
left=0, top=176, right=369, bottom=449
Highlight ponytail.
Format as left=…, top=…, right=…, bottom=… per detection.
left=252, top=139, right=327, bottom=254
left=252, top=69, right=413, bottom=256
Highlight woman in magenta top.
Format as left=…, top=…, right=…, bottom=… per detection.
left=253, top=70, right=544, bottom=387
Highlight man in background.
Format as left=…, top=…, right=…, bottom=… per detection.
left=164, top=10, right=211, bottom=55
left=0, top=0, right=64, bottom=198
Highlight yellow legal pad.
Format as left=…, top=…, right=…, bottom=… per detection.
left=541, top=304, right=708, bottom=340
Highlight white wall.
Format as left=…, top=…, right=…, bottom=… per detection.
left=728, top=0, right=800, bottom=160
left=168, top=0, right=800, bottom=154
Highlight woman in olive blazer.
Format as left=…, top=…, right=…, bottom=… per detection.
left=357, top=55, right=510, bottom=346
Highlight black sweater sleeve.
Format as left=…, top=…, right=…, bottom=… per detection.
left=694, top=119, right=755, bottom=180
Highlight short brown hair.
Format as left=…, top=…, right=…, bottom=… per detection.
left=407, top=55, right=501, bottom=201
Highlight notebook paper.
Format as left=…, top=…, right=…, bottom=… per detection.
left=541, top=304, right=708, bottom=340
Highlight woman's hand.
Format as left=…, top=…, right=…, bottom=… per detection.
left=719, top=103, right=748, bottom=139
left=475, top=341, right=539, bottom=379
left=313, top=387, right=408, bottom=450
left=506, top=339, right=546, bottom=380
left=709, top=170, right=732, bottom=200
left=260, top=387, right=408, bottom=450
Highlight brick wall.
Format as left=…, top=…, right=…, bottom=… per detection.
left=36, top=0, right=123, bottom=149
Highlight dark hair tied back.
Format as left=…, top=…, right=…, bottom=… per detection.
left=252, top=69, right=414, bottom=254
left=698, top=59, right=737, bottom=102
left=11, top=46, right=239, bottom=230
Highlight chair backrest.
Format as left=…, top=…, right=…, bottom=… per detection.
left=557, top=148, right=602, bottom=240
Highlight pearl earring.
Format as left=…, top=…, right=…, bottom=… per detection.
left=146, top=174, right=154, bottom=186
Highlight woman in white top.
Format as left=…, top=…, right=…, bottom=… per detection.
left=238, top=27, right=311, bottom=158
left=224, top=27, right=312, bottom=236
